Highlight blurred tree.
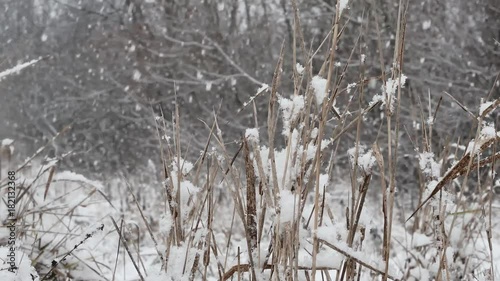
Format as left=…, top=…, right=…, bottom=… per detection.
left=0, top=0, right=497, bottom=182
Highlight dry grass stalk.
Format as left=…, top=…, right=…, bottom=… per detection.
left=243, top=138, right=258, bottom=280
left=408, top=135, right=500, bottom=221
left=110, top=217, right=145, bottom=281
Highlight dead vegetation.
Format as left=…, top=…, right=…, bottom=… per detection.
left=1, top=1, right=499, bottom=281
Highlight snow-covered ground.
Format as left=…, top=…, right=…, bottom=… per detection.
left=1, top=156, right=499, bottom=281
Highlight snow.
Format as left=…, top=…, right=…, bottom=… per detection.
left=315, top=249, right=343, bottom=269
left=278, top=95, right=304, bottom=134
left=279, top=189, right=296, bottom=223
left=338, top=0, right=350, bottom=15
left=422, top=20, right=431, bottom=30
left=3, top=149, right=500, bottom=281
left=1, top=138, right=14, bottom=146
left=145, top=272, right=169, bottom=281
left=384, top=74, right=407, bottom=98
left=292, top=95, right=305, bottom=113
left=347, top=145, right=376, bottom=174
left=418, top=152, right=441, bottom=179
left=317, top=226, right=403, bottom=280
left=422, top=180, right=439, bottom=205
left=159, top=212, right=173, bottom=236
left=411, top=232, right=433, bottom=247
left=169, top=169, right=199, bottom=221
left=0, top=247, right=39, bottom=281
left=369, top=94, right=384, bottom=108
left=132, top=69, right=141, bottom=81
left=310, top=127, right=319, bottom=139
left=298, top=244, right=343, bottom=270
left=296, top=63, right=305, bottom=75
left=358, top=150, right=376, bottom=173
left=311, top=76, right=328, bottom=106
left=426, top=116, right=434, bottom=125
left=480, top=123, right=497, bottom=138
left=205, top=81, right=212, bottom=91
left=370, top=73, right=407, bottom=113
left=412, top=120, right=421, bottom=130
left=171, top=157, right=194, bottom=175
left=163, top=245, right=198, bottom=280
left=450, top=143, right=466, bottom=150
left=245, top=128, right=260, bottom=144
left=53, top=171, right=104, bottom=190
left=319, top=174, right=329, bottom=190
left=479, top=100, right=493, bottom=116
left=0, top=58, right=42, bottom=81
left=257, top=83, right=269, bottom=93
left=346, top=82, right=357, bottom=94
left=255, top=132, right=331, bottom=191
left=466, top=123, right=499, bottom=154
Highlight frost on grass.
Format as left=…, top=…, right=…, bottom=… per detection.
left=386, top=74, right=408, bottom=96
left=418, top=152, right=441, bottom=179
left=370, top=73, right=407, bottom=113
left=424, top=180, right=438, bottom=196
left=383, top=74, right=407, bottom=110
left=278, top=95, right=304, bottom=135
left=466, top=122, right=499, bottom=155
left=346, top=82, right=357, bottom=94
left=238, top=83, right=270, bottom=112
left=347, top=145, right=376, bottom=174
left=311, top=75, right=328, bottom=106
left=465, top=101, right=499, bottom=154
left=171, top=157, right=194, bottom=175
